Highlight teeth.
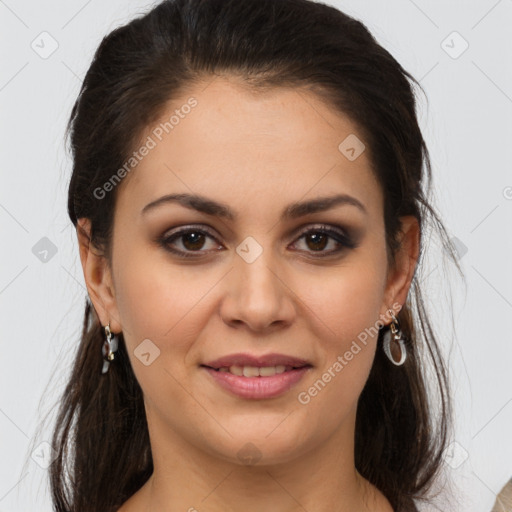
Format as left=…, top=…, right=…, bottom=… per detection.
left=222, top=365, right=291, bottom=377
left=242, top=366, right=260, bottom=377
left=259, top=366, right=277, bottom=377
left=230, top=365, right=243, bottom=376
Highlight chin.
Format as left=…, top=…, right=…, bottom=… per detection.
left=204, top=424, right=315, bottom=467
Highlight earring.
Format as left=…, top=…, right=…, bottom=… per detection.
left=101, top=323, right=118, bottom=374
left=382, top=310, right=407, bottom=366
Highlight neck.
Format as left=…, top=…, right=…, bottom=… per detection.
left=134, top=405, right=389, bottom=512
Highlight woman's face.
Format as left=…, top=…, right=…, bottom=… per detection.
left=83, top=76, right=416, bottom=466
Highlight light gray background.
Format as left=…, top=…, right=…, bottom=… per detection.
left=1, top=1, right=511, bottom=511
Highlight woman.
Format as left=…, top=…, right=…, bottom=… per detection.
left=51, top=0, right=456, bottom=510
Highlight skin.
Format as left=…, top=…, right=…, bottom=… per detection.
left=77, top=76, right=419, bottom=512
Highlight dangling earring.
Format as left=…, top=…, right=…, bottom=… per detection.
left=382, top=309, right=407, bottom=366
left=101, top=323, right=118, bottom=374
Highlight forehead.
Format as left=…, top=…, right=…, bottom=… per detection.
left=117, top=76, right=382, bottom=219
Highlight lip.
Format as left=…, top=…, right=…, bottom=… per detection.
left=202, top=366, right=311, bottom=400
left=200, top=352, right=313, bottom=400
left=202, top=352, right=312, bottom=369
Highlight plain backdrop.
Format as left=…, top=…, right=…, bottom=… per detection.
left=1, top=0, right=511, bottom=511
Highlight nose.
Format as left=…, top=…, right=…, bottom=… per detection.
left=219, top=246, right=296, bottom=333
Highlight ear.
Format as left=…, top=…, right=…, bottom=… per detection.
left=76, top=218, right=122, bottom=333
left=380, top=215, right=420, bottom=318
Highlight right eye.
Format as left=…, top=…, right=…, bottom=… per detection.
left=159, top=225, right=224, bottom=258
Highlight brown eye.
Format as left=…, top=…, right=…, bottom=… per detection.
left=290, top=225, right=357, bottom=257
left=158, top=223, right=357, bottom=259
left=303, top=232, right=329, bottom=251
left=180, top=231, right=207, bottom=251
left=160, top=226, right=223, bottom=258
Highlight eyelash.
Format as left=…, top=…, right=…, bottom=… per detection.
left=158, top=224, right=358, bottom=259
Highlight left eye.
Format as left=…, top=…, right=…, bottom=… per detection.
left=159, top=224, right=355, bottom=258
left=292, top=227, right=352, bottom=254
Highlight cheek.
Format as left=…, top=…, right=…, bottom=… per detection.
left=113, top=247, right=220, bottom=357
left=295, top=248, right=387, bottom=411
left=112, top=250, right=209, bottom=408
left=114, top=262, right=170, bottom=342
left=112, top=248, right=177, bottom=343
left=303, top=253, right=387, bottom=346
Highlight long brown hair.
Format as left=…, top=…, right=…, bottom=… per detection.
left=45, top=0, right=459, bottom=510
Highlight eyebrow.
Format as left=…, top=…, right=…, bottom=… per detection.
left=141, top=192, right=367, bottom=220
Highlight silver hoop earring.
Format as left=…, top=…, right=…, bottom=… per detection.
left=382, top=310, right=407, bottom=366
left=101, top=323, right=118, bottom=374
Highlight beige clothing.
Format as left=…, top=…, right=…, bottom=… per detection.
left=491, top=478, right=512, bottom=512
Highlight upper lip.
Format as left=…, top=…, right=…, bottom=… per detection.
left=202, top=352, right=312, bottom=369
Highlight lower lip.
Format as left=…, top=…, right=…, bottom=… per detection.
left=202, top=366, right=311, bottom=400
